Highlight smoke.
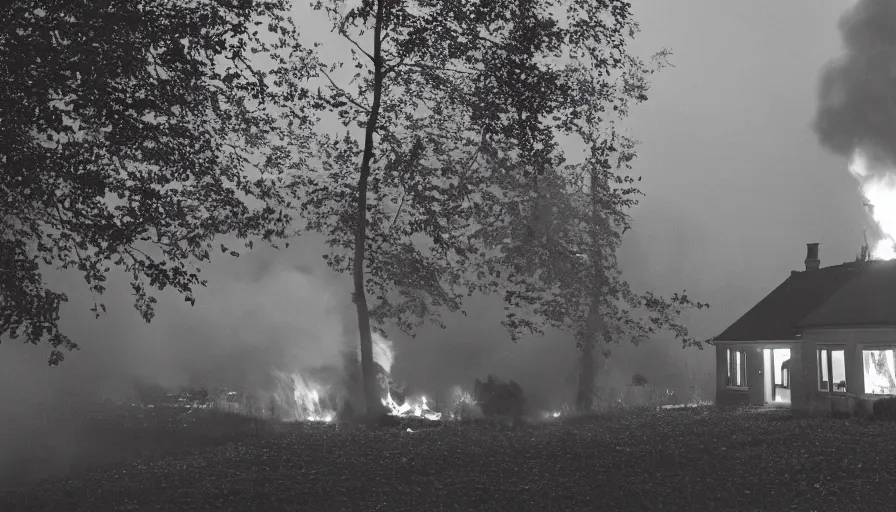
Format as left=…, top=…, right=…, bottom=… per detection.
left=0, top=235, right=353, bottom=483
left=814, top=0, right=896, bottom=165
left=813, top=0, right=896, bottom=259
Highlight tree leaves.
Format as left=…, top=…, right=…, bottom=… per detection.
left=1, top=0, right=315, bottom=364
left=302, top=0, right=675, bottom=344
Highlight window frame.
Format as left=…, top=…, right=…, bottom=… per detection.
left=817, top=346, right=847, bottom=394
left=726, top=348, right=748, bottom=388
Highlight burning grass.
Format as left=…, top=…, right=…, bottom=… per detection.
left=5, top=406, right=896, bottom=511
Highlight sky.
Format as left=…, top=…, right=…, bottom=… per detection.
left=620, top=0, right=864, bottom=331
left=0, top=0, right=871, bottom=426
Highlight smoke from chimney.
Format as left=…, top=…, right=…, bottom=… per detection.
left=813, top=0, right=896, bottom=167
left=805, top=242, right=820, bottom=271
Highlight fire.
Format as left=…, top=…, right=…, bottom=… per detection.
left=382, top=393, right=442, bottom=420
left=373, top=333, right=442, bottom=420
left=849, top=151, right=896, bottom=260
left=273, top=370, right=335, bottom=422
left=273, top=333, right=451, bottom=422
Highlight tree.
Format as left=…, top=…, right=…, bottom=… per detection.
left=856, top=242, right=872, bottom=263
left=856, top=229, right=872, bottom=262
left=1, top=0, right=312, bottom=364
left=299, top=0, right=702, bottom=415
left=476, top=135, right=709, bottom=411
left=467, top=40, right=708, bottom=412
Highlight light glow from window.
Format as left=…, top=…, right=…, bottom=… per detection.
left=863, top=349, right=896, bottom=395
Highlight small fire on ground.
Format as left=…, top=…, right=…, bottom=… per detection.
left=383, top=393, right=442, bottom=421
left=278, top=333, right=444, bottom=422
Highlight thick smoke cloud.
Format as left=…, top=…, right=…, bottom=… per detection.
left=814, top=0, right=896, bottom=164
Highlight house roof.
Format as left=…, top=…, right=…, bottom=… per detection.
left=799, top=260, right=896, bottom=328
left=713, top=263, right=867, bottom=341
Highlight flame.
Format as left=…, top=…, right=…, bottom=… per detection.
left=372, top=333, right=442, bottom=420
left=273, top=370, right=335, bottom=422
left=382, top=392, right=442, bottom=420
left=849, top=151, right=896, bottom=260
left=270, top=333, right=446, bottom=423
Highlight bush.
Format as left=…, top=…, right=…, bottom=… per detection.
left=446, top=386, right=482, bottom=420
left=873, top=397, right=896, bottom=421
left=472, top=375, right=527, bottom=419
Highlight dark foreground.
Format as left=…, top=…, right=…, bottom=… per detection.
left=2, top=407, right=895, bottom=511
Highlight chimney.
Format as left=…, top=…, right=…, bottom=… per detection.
left=805, top=243, right=820, bottom=271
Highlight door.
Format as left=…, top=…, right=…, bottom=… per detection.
left=763, top=347, right=792, bottom=406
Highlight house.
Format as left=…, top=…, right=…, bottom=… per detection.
left=713, top=243, right=896, bottom=415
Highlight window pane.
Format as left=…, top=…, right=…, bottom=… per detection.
left=726, top=349, right=732, bottom=385
left=818, top=349, right=829, bottom=391
left=736, top=351, right=743, bottom=386
left=831, top=350, right=846, bottom=391
left=863, top=349, right=896, bottom=395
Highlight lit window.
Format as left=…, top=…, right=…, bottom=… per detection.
left=863, top=349, right=896, bottom=395
left=726, top=349, right=747, bottom=387
left=818, top=348, right=846, bottom=392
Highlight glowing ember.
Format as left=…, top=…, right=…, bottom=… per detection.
left=849, top=151, right=896, bottom=260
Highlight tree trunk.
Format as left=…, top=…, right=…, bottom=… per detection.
left=576, top=166, right=606, bottom=413
left=354, top=0, right=386, bottom=417
left=576, top=316, right=596, bottom=412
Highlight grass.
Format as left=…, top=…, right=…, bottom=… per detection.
left=3, top=406, right=896, bottom=511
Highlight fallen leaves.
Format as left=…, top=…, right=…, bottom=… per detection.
left=2, top=407, right=896, bottom=511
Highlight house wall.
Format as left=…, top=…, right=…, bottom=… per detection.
left=801, top=328, right=896, bottom=415
left=716, top=328, right=896, bottom=414
left=715, top=341, right=796, bottom=407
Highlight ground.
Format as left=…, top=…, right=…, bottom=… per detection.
left=2, top=406, right=896, bottom=511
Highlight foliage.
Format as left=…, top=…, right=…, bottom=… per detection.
left=473, top=69, right=709, bottom=354
left=472, top=374, right=527, bottom=419
left=856, top=240, right=872, bottom=262
left=0, top=0, right=313, bottom=364
left=447, top=388, right=482, bottom=421
left=872, top=397, right=896, bottom=421
left=300, top=0, right=706, bottom=414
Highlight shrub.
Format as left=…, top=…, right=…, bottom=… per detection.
left=631, top=373, right=648, bottom=387
left=446, top=386, right=482, bottom=420
left=873, top=397, right=896, bottom=421
left=472, top=375, right=526, bottom=419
